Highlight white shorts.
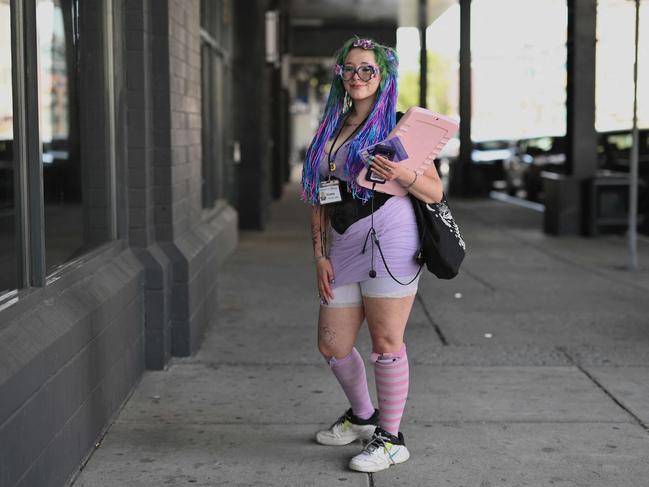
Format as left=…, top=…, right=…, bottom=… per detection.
left=321, top=274, right=420, bottom=308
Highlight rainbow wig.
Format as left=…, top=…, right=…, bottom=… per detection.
left=301, top=36, right=399, bottom=205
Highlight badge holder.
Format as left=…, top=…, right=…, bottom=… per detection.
left=319, top=179, right=342, bottom=205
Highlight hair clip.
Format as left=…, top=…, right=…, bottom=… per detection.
left=352, top=38, right=375, bottom=50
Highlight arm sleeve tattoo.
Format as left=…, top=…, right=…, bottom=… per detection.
left=311, top=206, right=327, bottom=258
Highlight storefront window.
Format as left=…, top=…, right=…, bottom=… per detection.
left=201, top=0, right=233, bottom=208
left=37, top=0, right=112, bottom=273
left=0, top=0, right=18, bottom=294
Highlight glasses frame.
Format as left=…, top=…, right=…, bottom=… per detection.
left=336, top=64, right=379, bottom=82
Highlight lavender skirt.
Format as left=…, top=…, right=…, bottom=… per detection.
left=329, top=195, right=421, bottom=288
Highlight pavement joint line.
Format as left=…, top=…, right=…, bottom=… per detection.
left=489, top=191, right=545, bottom=212
left=113, top=419, right=636, bottom=426
left=469, top=209, right=649, bottom=296
left=416, top=293, right=448, bottom=346
left=368, top=473, right=374, bottom=487
left=559, top=347, right=649, bottom=435
left=458, top=266, right=497, bottom=291
left=167, top=361, right=588, bottom=367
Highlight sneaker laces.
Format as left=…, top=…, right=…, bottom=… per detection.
left=362, top=431, right=393, bottom=455
left=328, top=411, right=352, bottom=431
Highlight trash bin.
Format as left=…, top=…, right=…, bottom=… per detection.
left=582, top=170, right=638, bottom=236
left=542, top=171, right=581, bottom=235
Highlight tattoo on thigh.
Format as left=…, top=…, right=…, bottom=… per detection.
left=319, top=325, right=336, bottom=346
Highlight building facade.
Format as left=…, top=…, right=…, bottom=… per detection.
left=0, top=1, right=290, bottom=486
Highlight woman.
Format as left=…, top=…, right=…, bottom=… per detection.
left=301, top=37, right=443, bottom=473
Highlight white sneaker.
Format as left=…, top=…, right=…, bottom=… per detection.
left=315, top=408, right=379, bottom=446
left=348, top=427, right=410, bottom=472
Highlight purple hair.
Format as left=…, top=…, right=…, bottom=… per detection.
left=301, top=37, right=399, bottom=204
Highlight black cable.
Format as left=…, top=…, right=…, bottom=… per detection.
left=362, top=184, right=424, bottom=285
left=373, top=232, right=423, bottom=285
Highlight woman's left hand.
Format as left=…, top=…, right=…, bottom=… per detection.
left=368, top=154, right=409, bottom=184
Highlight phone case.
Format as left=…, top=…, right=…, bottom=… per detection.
left=364, top=144, right=396, bottom=183
left=356, top=107, right=459, bottom=196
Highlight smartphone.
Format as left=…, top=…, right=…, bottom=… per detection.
left=364, top=144, right=396, bottom=184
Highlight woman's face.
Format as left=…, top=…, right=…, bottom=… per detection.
left=342, top=48, right=381, bottom=104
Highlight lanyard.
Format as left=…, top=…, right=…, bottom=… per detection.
left=327, top=114, right=369, bottom=175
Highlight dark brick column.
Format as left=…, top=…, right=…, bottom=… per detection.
left=233, top=0, right=272, bottom=230
left=125, top=0, right=173, bottom=369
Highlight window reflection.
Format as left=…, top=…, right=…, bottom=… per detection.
left=37, top=0, right=111, bottom=273
left=0, top=0, right=18, bottom=293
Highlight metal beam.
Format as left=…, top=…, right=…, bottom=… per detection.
left=450, top=0, right=472, bottom=196
left=418, top=0, right=427, bottom=108
left=628, top=0, right=640, bottom=270
left=12, top=0, right=46, bottom=286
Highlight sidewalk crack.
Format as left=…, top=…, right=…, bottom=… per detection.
left=559, top=347, right=649, bottom=435
left=461, top=267, right=497, bottom=291
left=416, top=293, right=448, bottom=346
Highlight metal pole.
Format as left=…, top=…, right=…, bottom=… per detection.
left=628, top=0, right=640, bottom=271
left=418, top=0, right=427, bottom=108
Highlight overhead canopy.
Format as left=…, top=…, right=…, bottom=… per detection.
left=397, top=0, right=457, bottom=27
left=289, top=0, right=457, bottom=58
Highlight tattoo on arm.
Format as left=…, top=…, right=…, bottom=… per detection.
left=311, top=223, right=320, bottom=253
left=311, top=206, right=330, bottom=258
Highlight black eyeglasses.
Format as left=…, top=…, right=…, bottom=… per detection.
left=336, top=64, right=379, bottom=82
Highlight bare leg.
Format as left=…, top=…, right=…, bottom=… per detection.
left=317, top=304, right=376, bottom=420
left=317, top=305, right=364, bottom=360
left=364, top=295, right=415, bottom=354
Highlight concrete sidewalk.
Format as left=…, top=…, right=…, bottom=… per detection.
left=73, top=184, right=649, bottom=487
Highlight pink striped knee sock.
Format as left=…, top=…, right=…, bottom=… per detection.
left=328, top=348, right=376, bottom=420
left=371, top=343, right=409, bottom=436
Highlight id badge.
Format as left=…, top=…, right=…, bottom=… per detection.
left=319, top=180, right=342, bottom=205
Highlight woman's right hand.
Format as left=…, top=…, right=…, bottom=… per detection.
left=316, top=258, right=335, bottom=304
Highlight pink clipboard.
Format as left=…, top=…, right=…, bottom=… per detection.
left=356, top=107, right=459, bottom=196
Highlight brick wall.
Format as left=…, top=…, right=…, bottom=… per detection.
left=168, top=0, right=202, bottom=235
left=125, top=0, right=155, bottom=247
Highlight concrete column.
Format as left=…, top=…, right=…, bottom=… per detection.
left=234, top=0, right=272, bottom=229
left=450, top=0, right=472, bottom=196
left=566, top=0, right=598, bottom=178
left=543, top=0, right=597, bottom=235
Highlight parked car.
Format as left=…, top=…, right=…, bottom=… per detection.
left=597, top=129, right=649, bottom=233
left=503, top=129, right=649, bottom=233
left=469, top=139, right=516, bottom=193
left=597, top=129, right=649, bottom=176
left=503, top=135, right=566, bottom=201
